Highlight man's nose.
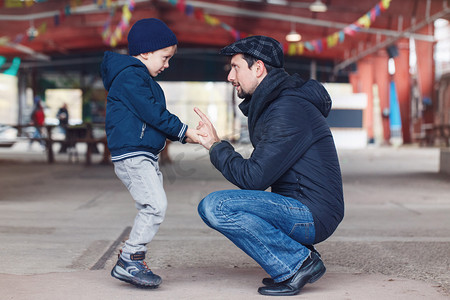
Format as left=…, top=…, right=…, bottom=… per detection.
left=227, top=69, right=235, bottom=82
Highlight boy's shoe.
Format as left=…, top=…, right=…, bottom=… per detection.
left=111, top=251, right=162, bottom=288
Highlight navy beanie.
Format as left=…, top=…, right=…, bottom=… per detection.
left=127, top=18, right=178, bottom=56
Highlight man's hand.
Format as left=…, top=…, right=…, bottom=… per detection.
left=194, top=107, right=221, bottom=150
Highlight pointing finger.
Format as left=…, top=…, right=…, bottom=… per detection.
left=194, top=107, right=211, bottom=124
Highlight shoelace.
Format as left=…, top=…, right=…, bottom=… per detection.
left=138, top=260, right=154, bottom=273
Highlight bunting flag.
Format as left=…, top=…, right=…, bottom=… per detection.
left=285, top=0, right=392, bottom=55
left=102, top=0, right=135, bottom=47
left=0, top=36, right=10, bottom=46
left=3, top=57, right=21, bottom=76
left=0, top=56, right=21, bottom=76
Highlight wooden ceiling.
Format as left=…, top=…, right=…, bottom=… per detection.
left=0, top=0, right=448, bottom=66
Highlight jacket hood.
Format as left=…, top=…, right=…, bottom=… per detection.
left=239, top=69, right=332, bottom=132
left=101, top=51, right=147, bottom=91
left=292, top=78, right=332, bottom=118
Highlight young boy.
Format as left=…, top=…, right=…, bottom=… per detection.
left=100, top=18, right=203, bottom=288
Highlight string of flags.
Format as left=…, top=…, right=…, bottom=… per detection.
left=159, top=0, right=392, bottom=56
left=287, top=0, right=392, bottom=55
left=0, top=0, right=112, bottom=46
left=1, top=0, right=392, bottom=57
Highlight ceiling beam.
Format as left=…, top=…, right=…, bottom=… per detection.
left=5, top=42, right=50, bottom=61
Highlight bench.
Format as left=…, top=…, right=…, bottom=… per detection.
left=14, top=124, right=110, bottom=165
left=416, top=124, right=450, bottom=147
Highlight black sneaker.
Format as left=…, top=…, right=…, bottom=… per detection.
left=111, top=252, right=162, bottom=288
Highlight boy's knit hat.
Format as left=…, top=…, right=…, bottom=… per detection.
left=127, top=18, right=178, bottom=56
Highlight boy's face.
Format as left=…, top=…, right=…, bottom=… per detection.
left=140, top=45, right=177, bottom=77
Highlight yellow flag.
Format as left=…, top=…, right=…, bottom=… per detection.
left=297, top=43, right=304, bottom=55
left=0, top=36, right=11, bottom=46
left=358, top=15, right=371, bottom=28
left=382, top=0, right=392, bottom=9
left=122, top=5, right=131, bottom=21
left=5, top=0, right=22, bottom=8
left=38, top=22, right=47, bottom=35
left=288, top=43, right=296, bottom=56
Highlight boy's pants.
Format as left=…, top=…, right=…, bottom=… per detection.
left=114, top=156, right=167, bottom=255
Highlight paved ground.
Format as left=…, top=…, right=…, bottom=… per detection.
left=0, top=141, right=449, bottom=299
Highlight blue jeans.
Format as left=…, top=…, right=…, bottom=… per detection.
left=198, top=190, right=316, bottom=283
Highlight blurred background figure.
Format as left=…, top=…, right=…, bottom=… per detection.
left=57, top=103, right=69, bottom=134
left=29, top=96, right=45, bottom=151
left=57, top=103, right=69, bottom=153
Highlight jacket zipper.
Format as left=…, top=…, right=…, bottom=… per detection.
left=140, top=123, right=146, bottom=139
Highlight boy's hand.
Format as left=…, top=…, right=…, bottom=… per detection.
left=185, top=128, right=208, bottom=144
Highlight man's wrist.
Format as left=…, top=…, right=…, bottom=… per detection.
left=209, top=140, right=222, bottom=153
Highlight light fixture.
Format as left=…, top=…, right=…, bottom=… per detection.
left=285, top=22, right=302, bottom=42
left=309, top=0, right=327, bottom=12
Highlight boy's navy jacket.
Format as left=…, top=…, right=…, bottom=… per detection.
left=101, top=51, right=187, bottom=162
left=209, top=69, right=344, bottom=244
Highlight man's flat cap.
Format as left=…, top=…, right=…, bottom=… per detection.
left=220, top=35, right=284, bottom=68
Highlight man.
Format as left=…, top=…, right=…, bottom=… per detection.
left=56, top=103, right=69, bottom=153
left=194, top=35, right=344, bottom=296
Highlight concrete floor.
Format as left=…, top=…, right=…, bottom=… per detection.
left=0, top=141, right=449, bottom=299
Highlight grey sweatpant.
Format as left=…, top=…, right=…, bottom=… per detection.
left=114, top=156, right=167, bottom=255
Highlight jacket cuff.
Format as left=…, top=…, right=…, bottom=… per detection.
left=209, top=140, right=229, bottom=154
left=178, top=123, right=188, bottom=143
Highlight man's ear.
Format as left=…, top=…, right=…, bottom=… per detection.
left=255, top=60, right=267, bottom=77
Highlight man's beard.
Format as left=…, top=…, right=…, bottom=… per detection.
left=237, top=88, right=252, bottom=99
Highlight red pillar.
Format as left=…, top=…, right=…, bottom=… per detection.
left=357, top=58, right=375, bottom=142
left=349, top=71, right=360, bottom=93
left=393, top=39, right=412, bottom=144
left=373, top=52, right=391, bottom=143
left=415, top=25, right=435, bottom=125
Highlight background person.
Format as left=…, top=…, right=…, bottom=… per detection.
left=29, top=97, right=45, bottom=150
left=56, top=103, right=69, bottom=153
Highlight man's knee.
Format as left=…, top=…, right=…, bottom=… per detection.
left=198, top=190, right=229, bottom=228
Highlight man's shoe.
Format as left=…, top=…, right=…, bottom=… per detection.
left=258, top=252, right=325, bottom=296
left=261, top=247, right=322, bottom=286
left=262, top=277, right=275, bottom=286
left=111, top=252, right=162, bottom=288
